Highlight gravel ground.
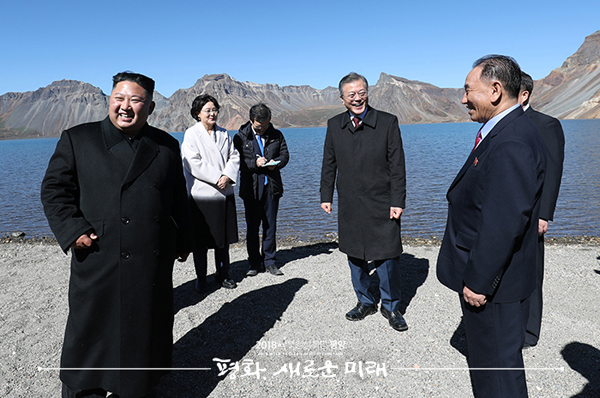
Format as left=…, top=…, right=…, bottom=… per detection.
left=1, top=240, right=599, bottom=397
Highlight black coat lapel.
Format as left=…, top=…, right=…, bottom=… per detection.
left=122, top=126, right=159, bottom=186
left=102, top=117, right=136, bottom=169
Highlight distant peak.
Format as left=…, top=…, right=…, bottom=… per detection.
left=561, top=30, right=600, bottom=69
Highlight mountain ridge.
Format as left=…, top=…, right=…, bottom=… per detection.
left=2, top=30, right=599, bottom=139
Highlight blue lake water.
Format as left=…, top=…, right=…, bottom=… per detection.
left=1, top=120, right=598, bottom=241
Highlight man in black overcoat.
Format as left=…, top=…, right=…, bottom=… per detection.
left=437, top=56, right=546, bottom=398
left=518, top=71, right=565, bottom=348
left=41, top=72, right=193, bottom=398
left=234, top=103, right=289, bottom=276
left=320, top=72, right=408, bottom=332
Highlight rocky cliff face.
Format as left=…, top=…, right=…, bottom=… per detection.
left=0, top=74, right=467, bottom=138
left=0, top=80, right=108, bottom=138
left=149, top=73, right=343, bottom=132
left=533, top=30, right=600, bottom=119
left=370, top=73, right=468, bottom=124
left=2, top=30, right=599, bottom=139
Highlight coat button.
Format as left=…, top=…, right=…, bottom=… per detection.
left=121, top=252, right=130, bottom=259
left=121, top=217, right=130, bottom=225
left=154, top=249, right=160, bottom=256
left=154, top=215, right=160, bottom=223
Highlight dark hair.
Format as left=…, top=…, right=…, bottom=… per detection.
left=338, top=72, right=368, bottom=96
left=249, top=103, right=272, bottom=123
left=190, top=94, right=220, bottom=121
left=520, top=71, right=534, bottom=96
left=112, top=71, right=155, bottom=99
left=473, top=55, right=522, bottom=99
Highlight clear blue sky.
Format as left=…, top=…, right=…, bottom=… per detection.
left=2, top=0, right=598, bottom=97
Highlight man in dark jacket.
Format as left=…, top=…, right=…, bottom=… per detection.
left=41, top=72, right=193, bottom=398
left=234, top=104, right=289, bottom=276
left=518, top=71, right=565, bottom=348
left=437, top=56, right=546, bottom=398
left=320, top=72, right=408, bottom=332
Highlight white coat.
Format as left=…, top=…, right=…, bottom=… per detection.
left=182, top=122, right=240, bottom=200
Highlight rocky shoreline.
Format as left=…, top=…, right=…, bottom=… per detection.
left=1, top=239, right=599, bottom=397
left=3, top=234, right=600, bottom=247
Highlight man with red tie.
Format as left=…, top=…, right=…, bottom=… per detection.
left=320, top=72, right=408, bottom=332
left=437, top=55, right=546, bottom=397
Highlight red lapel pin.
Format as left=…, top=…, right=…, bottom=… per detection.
left=474, top=157, right=479, bottom=166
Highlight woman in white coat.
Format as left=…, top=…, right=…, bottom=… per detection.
left=182, top=94, right=240, bottom=289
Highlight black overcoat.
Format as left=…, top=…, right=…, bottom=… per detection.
left=525, top=106, right=565, bottom=221
left=41, top=117, right=193, bottom=396
left=320, top=107, right=406, bottom=261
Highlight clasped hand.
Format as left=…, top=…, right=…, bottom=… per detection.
left=217, top=175, right=230, bottom=190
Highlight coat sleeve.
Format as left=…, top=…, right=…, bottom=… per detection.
left=222, top=134, right=240, bottom=184
left=538, top=117, right=565, bottom=221
left=40, top=131, right=93, bottom=252
left=181, top=129, right=222, bottom=185
left=170, top=141, right=194, bottom=254
left=320, top=121, right=337, bottom=203
left=272, top=132, right=290, bottom=169
left=234, top=133, right=259, bottom=174
left=387, top=116, right=406, bottom=209
left=463, top=139, right=541, bottom=295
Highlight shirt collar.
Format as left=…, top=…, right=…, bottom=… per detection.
left=480, top=103, right=520, bottom=140
left=348, top=107, right=368, bottom=121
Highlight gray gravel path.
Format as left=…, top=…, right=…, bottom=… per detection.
left=1, top=242, right=599, bottom=397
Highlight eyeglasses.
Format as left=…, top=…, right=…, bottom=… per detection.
left=343, top=90, right=367, bottom=100
left=202, top=108, right=219, bottom=114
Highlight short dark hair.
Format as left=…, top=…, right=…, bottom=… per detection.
left=190, top=94, right=220, bottom=121
left=338, top=72, right=368, bottom=96
left=520, top=71, right=534, bottom=96
left=112, top=71, right=155, bottom=99
left=249, top=103, right=272, bottom=123
left=473, top=55, right=522, bottom=99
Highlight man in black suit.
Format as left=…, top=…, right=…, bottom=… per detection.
left=320, top=72, right=408, bottom=332
left=518, top=71, right=565, bottom=348
left=437, top=56, right=546, bottom=397
left=41, top=72, right=193, bottom=398
left=234, top=103, right=289, bottom=276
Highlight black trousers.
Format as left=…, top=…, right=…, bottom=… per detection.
left=525, top=235, right=545, bottom=345
left=461, top=295, right=531, bottom=398
left=243, top=192, right=279, bottom=268
left=193, top=245, right=231, bottom=281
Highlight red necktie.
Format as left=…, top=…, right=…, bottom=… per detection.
left=353, top=117, right=361, bottom=128
left=472, top=129, right=482, bottom=152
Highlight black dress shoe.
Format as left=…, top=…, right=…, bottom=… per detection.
left=215, top=275, right=237, bottom=289
left=246, top=268, right=259, bottom=277
left=345, top=302, right=377, bottom=321
left=220, top=278, right=237, bottom=289
left=266, top=265, right=284, bottom=276
left=380, top=307, right=408, bottom=331
left=523, top=341, right=537, bottom=349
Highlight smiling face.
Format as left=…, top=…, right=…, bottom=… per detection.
left=462, top=66, right=496, bottom=124
left=198, top=101, right=219, bottom=131
left=341, top=79, right=368, bottom=116
left=109, top=81, right=154, bottom=135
